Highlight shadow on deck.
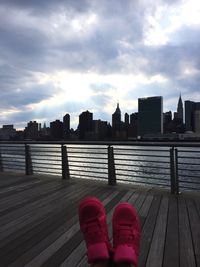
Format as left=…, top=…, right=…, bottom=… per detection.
left=0, top=172, right=199, bottom=267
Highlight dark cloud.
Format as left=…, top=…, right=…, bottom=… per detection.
left=0, top=83, right=57, bottom=108
left=0, top=0, right=91, bottom=15
left=0, top=0, right=146, bottom=74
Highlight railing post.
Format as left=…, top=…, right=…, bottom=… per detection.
left=108, top=145, right=116, bottom=185
left=25, top=144, right=33, bottom=175
left=175, top=148, right=179, bottom=194
left=170, top=147, right=175, bottom=194
left=0, top=149, right=3, bottom=172
left=61, top=145, right=70, bottom=180
left=170, top=147, right=179, bottom=194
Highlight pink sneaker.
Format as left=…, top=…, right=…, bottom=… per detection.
left=79, top=197, right=111, bottom=264
left=112, top=203, right=141, bottom=266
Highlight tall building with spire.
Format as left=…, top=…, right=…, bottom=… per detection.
left=112, top=103, right=121, bottom=131
left=112, top=103, right=123, bottom=139
left=177, top=94, right=183, bottom=123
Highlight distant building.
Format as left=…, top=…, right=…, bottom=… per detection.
left=171, top=94, right=185, bottom=133
left=25, top=121, right=39, bottom=140
left=124, top=113, right=129, bottom=125
left=124, top=113, right=129, bottom=137
left=63, top=113, right=70, bottom=139
left=138, top=96, right=163, bottom=136
left=185, top=100, right=200, bottom=132
left=194, top=110, right=200, bottom=133
left=130, top=113, right=138, bottom=125
left=79, top=110, right=93, bottom=140
left=92, top=120, right=111, bottom=140
left=129, top=113, right=138, bottom=138
left=50, top=120, right=63, bottom=139
left=112, top=103, right=121, bottom=131
left=176, top=94, right=183, bottom=123
left=112, top=103, right=122, bottom=138
left=163, top=111, right=172, bottom=133
left=0, top=125, right=17, bottom=140
left=164, top=111, right=172, bottom=124
left=39, top=123, right=50, bottom=140
left=185, top=100, right=195, bottom=131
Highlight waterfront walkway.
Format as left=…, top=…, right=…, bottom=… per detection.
left=0, top=173, right=199, bottom=267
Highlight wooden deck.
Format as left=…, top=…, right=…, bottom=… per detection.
left=0, top=173, right=199, bottom=267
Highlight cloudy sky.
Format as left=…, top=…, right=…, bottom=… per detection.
left=1, top=0, right=200, bottom=129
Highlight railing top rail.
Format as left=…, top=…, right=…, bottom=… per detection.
left=0, top=140, right=200, bottom=147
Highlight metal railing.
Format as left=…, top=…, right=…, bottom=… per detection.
left=0, top=141, right=200, bottom=194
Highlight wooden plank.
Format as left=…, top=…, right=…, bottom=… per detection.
left=162, top=195, right=179, bottom=267
left=134, top=192, right=147, bottom=212
left=0, top=183, right=84, bottom=238
left=139, top=194, right=154, bottom=228
left=0, top=181, right=63, bottom=216
left=0, top=176, right=37, bottom=189
left=8, top=188, right=117, bottom=267
left=0, top=179, right=49, bottom=199
left=145, top=196, right=168, bottom=267
left=0, top=181, right=82, bottom=228
left=0, top=186, right=102, bottom=266
left=0, top=180, right=56, bottom=203
left=0, top=185, right=88, bottom=251
left=0, top=185, right=94, bottom=246
left=138, top=195, right=161, bottom=267
left=195, top=198, right=200, bottom=218
left=186, top=199, right=200, bottom=267
left=179, top=197, right=196, bottom=267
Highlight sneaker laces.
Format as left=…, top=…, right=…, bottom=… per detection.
left=116, top=223, right=135, bottom=244
left=84, top=217, right=105, bottom=244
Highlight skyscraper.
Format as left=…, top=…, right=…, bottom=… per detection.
left=79, top=110, right=93, bottom=140
left=63, top=113, right=70, bottom=139
left=194, top=110, right=200, bottom=133
left=112, top=103, right=122, bottom=139
left=177, top=94, right=183, bottom=123
left=129, top=113, right=138, bottom=137
left=25, top=121, right=39, bottom=140
left=112, top=103, right=121, bottom=131
left=138, top=96, right=163, bottom=136
left=163, top=111, right=172, bottom=133
left=124, top=113, right=129, bottom=125
left=185, top=100, right=200, bottom=132
left=50, top=120, right=63, bottom=139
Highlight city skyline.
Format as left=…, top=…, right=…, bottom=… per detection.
left=1, top=1, right=200, bottom=129
left=0, top=93, right=197, bottom=130
left=0, top=93, right=194, bottom=131
left=0, top=94, right=183, bottom=129
left=1, top=94, right=200, bottom=141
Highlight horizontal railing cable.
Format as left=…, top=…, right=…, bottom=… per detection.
left=0, top=142, right=199, bottom=193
